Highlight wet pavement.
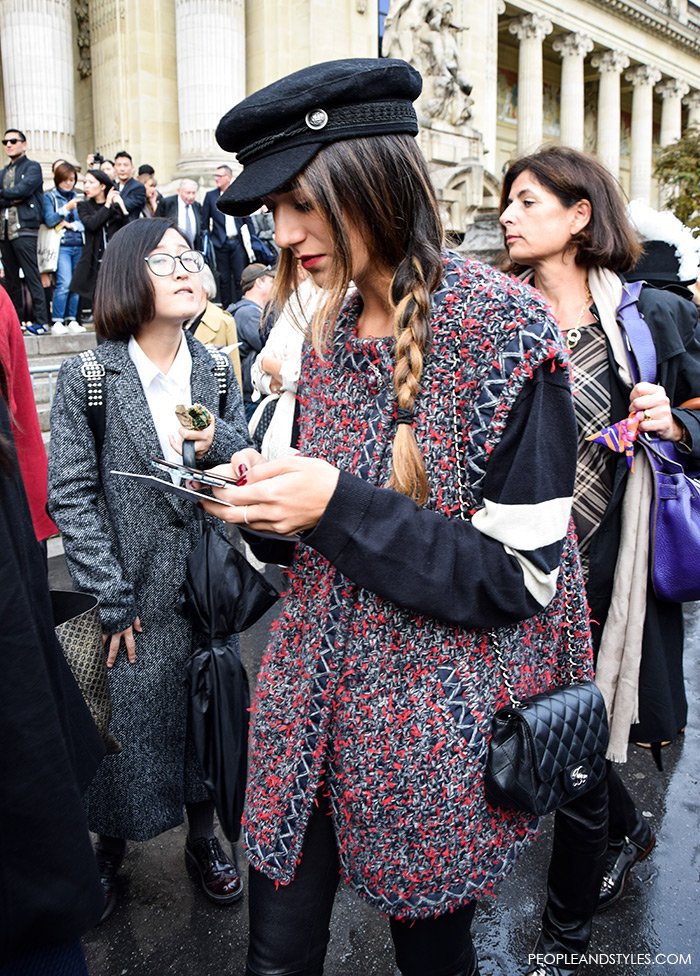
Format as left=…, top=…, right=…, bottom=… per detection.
left=49, top=554, right=700, bottom=976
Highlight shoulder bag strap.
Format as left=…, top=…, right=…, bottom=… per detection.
left=209, top=349, right=229, bottom=416
left=616, top=280, right=657, bottom=385
left=79, top=350, right=106, bottom=455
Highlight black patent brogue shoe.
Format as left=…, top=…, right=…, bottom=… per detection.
left=524, top=965, right=577, bottom=976
left=94, top=840, right=126, bottom=924
left=185, top=836, right=244, bottom=904
left=597, top=823, right=656, bottom=911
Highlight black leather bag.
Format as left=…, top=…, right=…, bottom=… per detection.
left=485, top=678, right=609, bottom=817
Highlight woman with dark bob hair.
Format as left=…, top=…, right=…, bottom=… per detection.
left=69, top=168, right=128, bottom=313
left=48, top=217, right=251, bottom=922
left=197, top=59, right=600, bottom=976
left=500, top=145, right=700, bottom=972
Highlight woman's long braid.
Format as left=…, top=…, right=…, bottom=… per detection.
left=389, top=252, right=437, bottom=505
left=293, top=135, right=444, bottom=503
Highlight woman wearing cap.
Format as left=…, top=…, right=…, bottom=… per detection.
left=49, top=218, right=250, bottom=923
left=499, top=147, right=700, bottom=948
left=69, top=169, right=129, bottom=312
left=201, top=60, right=598, bottom=976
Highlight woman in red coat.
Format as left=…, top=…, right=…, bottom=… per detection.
left=0, top=284, right=57, bottom=545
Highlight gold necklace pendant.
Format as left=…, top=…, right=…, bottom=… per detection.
left=566, top=327, right=582, bottom=350
left=564, top=282, right=592, bottom=352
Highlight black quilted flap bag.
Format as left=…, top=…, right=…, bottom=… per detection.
left=485, top=680, right=609, bottom=817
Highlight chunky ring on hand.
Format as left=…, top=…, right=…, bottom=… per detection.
left=243, top=505, right=250, bottom=525
left=643, top=409, right=653, bottom=421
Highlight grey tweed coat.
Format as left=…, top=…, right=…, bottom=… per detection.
left=48, top=331, right=250, bottom=840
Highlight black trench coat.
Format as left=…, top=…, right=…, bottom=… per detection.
left=70, top=197, right=128, bottom=301
left=586, top=285, right=700, bottom=743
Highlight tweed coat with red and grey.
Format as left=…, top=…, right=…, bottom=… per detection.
left=243, top=253, right=592, bottom=919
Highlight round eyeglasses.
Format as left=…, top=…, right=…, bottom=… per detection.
left=144, top=250, right=205, bottom=276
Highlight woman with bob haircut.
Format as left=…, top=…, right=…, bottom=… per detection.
left=197, top=59, right=600, bottom=976
left=48, top=217, right=251, bottom=923
left=500, top=146, right=700, bottom=968
left=41, top=160, right=86, bottom=334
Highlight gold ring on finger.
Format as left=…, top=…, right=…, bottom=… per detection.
left=643, top=409, right=653, bottom=421
left=242, top=505, right=250, bottom=525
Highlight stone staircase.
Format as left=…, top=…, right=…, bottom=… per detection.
left=26, top=329, right=97, bottom=434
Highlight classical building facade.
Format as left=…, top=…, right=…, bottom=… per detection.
left=0, top=0, right=698, bottom=233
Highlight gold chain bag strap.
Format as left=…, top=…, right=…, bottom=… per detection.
left=51, top=590, right=121, bottom=754
left=448, top=348, right=608, bottom=816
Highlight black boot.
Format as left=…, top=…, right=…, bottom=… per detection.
left=94, top=835, right=127, bottom=924
left=524, top=776, right=608, bottom=976
left=597, top=810, right=655, bottom=911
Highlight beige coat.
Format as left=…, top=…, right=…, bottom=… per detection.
left=192, top=301, right=243, bottom=390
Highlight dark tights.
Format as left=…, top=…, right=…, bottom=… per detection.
left=97, top=799, right=216, bottom=857
left=246, top=792, right=478, bottom=976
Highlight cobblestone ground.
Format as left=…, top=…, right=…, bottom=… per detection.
left=49, top=555, right=700, bottom=976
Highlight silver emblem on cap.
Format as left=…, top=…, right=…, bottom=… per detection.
left=305, top=109, right=329, bottom=131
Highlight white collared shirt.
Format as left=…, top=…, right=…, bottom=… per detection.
left=177, top=198, right=196, bottom=242
left=223, top=207, right=237, bottom=238
left=128, top=332, right=192, bottom=478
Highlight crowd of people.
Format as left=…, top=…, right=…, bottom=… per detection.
left=1, top=55, right=699, bottom=976
left=0, top=137, right=275, bottom=338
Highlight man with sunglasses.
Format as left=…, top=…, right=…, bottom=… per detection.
left=0, top=130, right=50, bottom=334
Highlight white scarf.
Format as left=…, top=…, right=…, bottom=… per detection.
left=524, top=267, right=653, bottom=762
left=586, top=268, right=653, bottom=762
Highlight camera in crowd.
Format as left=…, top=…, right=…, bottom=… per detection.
left=93, top=150, right=105, bottom=165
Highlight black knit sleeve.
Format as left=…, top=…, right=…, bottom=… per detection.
left=303, top=362, right=577, bottom=628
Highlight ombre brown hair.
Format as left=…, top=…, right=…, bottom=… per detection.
left=269, top=133, right=444, bottom=505
left=500, top=145, right=642, bottom=274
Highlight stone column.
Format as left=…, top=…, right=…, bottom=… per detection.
left=625, top=64, right=662, bottom=202
left=683, top=89, right=700, bottom=129
left=591, top=50, right=629, bottom=178
left=509, top=13, right=553, bottom=155
left=657, top=79, right=689, bottom=146
left=0, top=0, right=76, bottom=165
left=90, top=0, right=182, bottom=181
left=553, top=32, right=593, bottom=150
left=462, top=0, right=505, bottom=169
left=175, top=0, right=245, bottom=177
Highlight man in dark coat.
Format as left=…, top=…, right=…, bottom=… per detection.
left=228, top=262, right=275, bottom=420
left=0, top=129, right=49, bottom=331
left=155, top=178, right=203, bottom=250
left=201, top=164, right=256, bottom=307
left=113, top=150, right=146, bottom=222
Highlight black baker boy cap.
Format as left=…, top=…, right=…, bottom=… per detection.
left=215, top=58, right=423, bottom=216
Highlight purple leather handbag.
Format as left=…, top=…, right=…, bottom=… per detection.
left=617, top=283, right=700, bottom=603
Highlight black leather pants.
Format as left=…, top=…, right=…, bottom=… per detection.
left=535, top=774, right=608, bottom=968
left=246, top=792, right=479, bottom=976
left=606, top=762, right=641, bottom=841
